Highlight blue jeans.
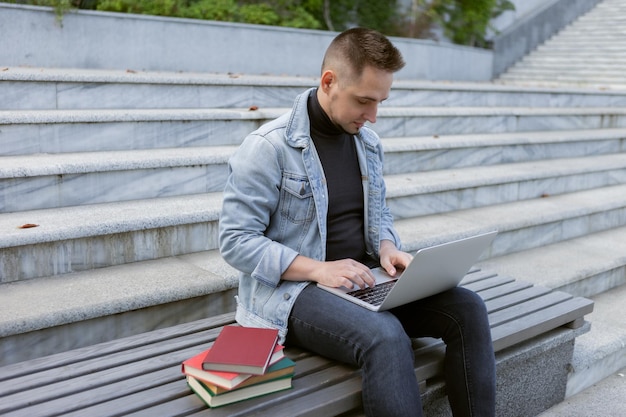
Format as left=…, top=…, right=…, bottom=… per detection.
left=286, top=284, right=496, bottom=417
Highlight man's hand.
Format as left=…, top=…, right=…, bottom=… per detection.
left=379, top=240, right=413, bottom=277
left=282, top=256, right=375, bottom=289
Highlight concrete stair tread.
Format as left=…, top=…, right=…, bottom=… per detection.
left=0, top=66, right=319, bottom=87
left=8, top=67, right=626, bottom=115
left=0, top=107, right=285, bottom=124
left=0, top=193, right=222, bottom=249
left=2, top=128, right=625, bottom=177
left=498, top=76, right=626, bottom=88
left=6, top=65, right=625, bottom=97
left=385, top=153, right=626, bottom=197
left=3, top=106, right=626, bottom=125
left=0, top=146, right=235, bottom=177
left=506, top=67, right=626, bottom=76
left=0, top=249, right=237, bottom=338
left=478, top=226, right=626, bottom=296
left=498, top=79, right=626, bottom=91
left=383, top=128, right=626, bottom=152
left=396, top=184, right=626, bottom=253
left=521, top=56, right=626, bottom=64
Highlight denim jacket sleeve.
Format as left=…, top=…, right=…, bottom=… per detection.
left=219, top=130, right=301, bottom=288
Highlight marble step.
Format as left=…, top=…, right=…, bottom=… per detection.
left=3, top=130, right=625, bottom=212
left=499, top=75, right=626, bottom=86
left=0, top=193, right=223, bottom=282
left=502, top=74, right=626, bottom=90
left=562, top=283, right=626, bottom=397
left=521, top=54, right=626, bottom=63
left=382, top=128, right=626, bottom=174
left=577, top=13, right=626, bottom=23
left=0, top=147, right=234, bottom=212
left=530, top=44, right=626, bottom=54
left=575, top=13, right=626, bottom=23
left=2, top=180, right=626, bottom=282
left=544, top=36, right=626, bottom=45
left=4, top=67, right=626, bottom=111
left=498, top=81, right=626, bottom=93
left=396, top=183, right=626, bottom=257
left=512, top=59, right=626, bottom=70
left=499, top=69, right=626, bottom=81
left=520, top=53, right=626, bottom=63
left=548, top=30, right=626, bottom=39
left=1, top=190, right=625, bottom=365
left=385, top=153, right=626, bottom=219
left=3, top=107, right=626, bottom=156
left=536, top=44, right=626, bottom=53
left=505, top=67, right=626, bottom=78
left=478, top=226, right=626, bottom=299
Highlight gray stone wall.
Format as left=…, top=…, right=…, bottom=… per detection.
left=0, top=3, right=492, bottom=81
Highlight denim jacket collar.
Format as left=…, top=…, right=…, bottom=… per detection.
left=285, top=88, right=380, bottom=151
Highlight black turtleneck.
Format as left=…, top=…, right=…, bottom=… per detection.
left=307, top=90, right=368, bottom=263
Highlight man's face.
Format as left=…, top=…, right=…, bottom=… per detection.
left=321, top=65, right=393, bottom=135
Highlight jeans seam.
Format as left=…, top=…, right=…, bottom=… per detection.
left=421, top=306, right=474, bottom=417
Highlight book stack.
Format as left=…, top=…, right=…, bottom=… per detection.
left=182, top=325, right=295, bottom=408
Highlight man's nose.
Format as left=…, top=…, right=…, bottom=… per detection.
left=364, top=104, right=378, bottom=124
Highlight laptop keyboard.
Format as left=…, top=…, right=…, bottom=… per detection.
left=347, top=280, right=397, bottom=306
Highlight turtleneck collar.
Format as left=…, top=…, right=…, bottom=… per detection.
left=308, top=88, right=346, bottom=139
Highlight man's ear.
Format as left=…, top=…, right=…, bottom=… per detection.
left=320, top=70, right=335, bottom=93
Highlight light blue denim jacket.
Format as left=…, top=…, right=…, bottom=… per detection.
left=219, top=88, right=401, bottom=344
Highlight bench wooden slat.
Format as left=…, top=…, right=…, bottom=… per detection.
left=476, top=279, right=534, bottom=301
left=3, top=355, right=186, bottom=417
left=488, top=291, right=573, bottom=327
left=491, top=296, right=593, bottom=351
left=462, top=274, right=515, bottom=292
left=0, top=329, right=225, bottom=414
left=60, top=380, right=187, bottom=417
left=0, top=312, right=236, bottom=383
left=483, top=285, right=551, bottom=313
left=249, top=377, right=362, bottom=417
left=459, top=269, right=498, bottom=285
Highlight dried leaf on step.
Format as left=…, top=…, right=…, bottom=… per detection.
left=18, top=223, right=39, bottom=229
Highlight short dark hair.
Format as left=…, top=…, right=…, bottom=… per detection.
left=322, top=28, right=405, bottom=79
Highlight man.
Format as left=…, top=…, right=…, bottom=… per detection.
left=219, top=28, right=495, bottom=416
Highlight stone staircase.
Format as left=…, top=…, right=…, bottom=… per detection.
left=499, top=0, right=626, bottom=90
left=2, top=56, right=626, bottom=404
left=495, top=0, right=626, bottom=398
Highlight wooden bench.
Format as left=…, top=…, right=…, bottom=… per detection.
left=0, top=269, right=593, bottom=417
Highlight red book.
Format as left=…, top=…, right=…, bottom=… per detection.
left=202, top=326, right=280, bottom=375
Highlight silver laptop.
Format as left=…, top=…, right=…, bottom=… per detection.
left=317, top=230, right=497, bottom=311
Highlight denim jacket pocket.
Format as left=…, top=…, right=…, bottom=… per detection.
left=279, top=172, right=315, bottom=224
